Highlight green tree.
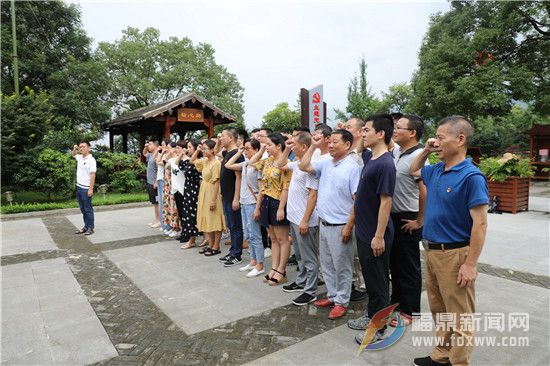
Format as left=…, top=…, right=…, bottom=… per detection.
left=335, top=57, right=380, bottom=121
left=15, top=148, right=76, bottom=200
left=96, top=27, right=245, bottom=126
left=378, top=83, right=414, bottom=114
left=261, top=102, right=301, bottom=133
left=1, top=88, right=57, bottom=186
left=410, top=1, right=550, bottom=122
left=0, top=0, right=111, bottom=135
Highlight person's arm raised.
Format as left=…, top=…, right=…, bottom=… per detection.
left=189, top=144, right=202, bottom=163
left=298, top=142, right=318, bottom=174
left=410, top=138, right=439, bottom=177
left=224, top=146, right=244, bottom=171
left=275, top=140, right=293, bottom=170
left=248, top=144, right=266, bottom=166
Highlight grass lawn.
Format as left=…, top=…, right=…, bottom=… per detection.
left=0, top=191, right=148, bottom=214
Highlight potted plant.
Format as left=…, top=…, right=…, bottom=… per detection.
left=478, top=153, right=534, bottom=214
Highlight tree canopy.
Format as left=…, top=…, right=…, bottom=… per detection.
left=261, top=102, right=301, bottom=133
left=96, top=27, right=245, bottom=125
left=410, top=1, right=550, bottom=122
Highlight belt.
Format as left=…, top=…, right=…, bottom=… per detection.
left=427, top=241, right=469, bottom=250
left=320, top=219, right=346, bottom=227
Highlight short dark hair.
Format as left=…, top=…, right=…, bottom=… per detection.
left=148, top=140, right=159, bottom=146
left=260, top=127, right=273, bottom=134
left=314, top=123, right=332, bottom=138
left=267, top=133, right=285, bottom=151
left=188, top=139, right=202, bottom=158
left=203, top=139, right=216, bottom=150
left=79, top=141, right=91, bottom=147
left=294, top=132, right=312, bottom=147
left=390, top=112, right=403, bottom=122
left=366, top=113, right=394, bottom=145
left=402, top=114, right=424, bottom=141
left=438, top=115, right=474, bottom=146
left=293, top=126, right=311, bottom=133
left=331, top=129, right=354, bottom=146
left=245, top=138, right=261, bottom=151
left=251, top=128, right=261, bottom=134
left=169, top=141, right=177, bottom=148
left=222, top=127, right=239, bottom=141
left=237, top=128, right=248, bottom=140
left=176, top=140, right=187, bottom=148
left=162, top=138, right=171, bottom=146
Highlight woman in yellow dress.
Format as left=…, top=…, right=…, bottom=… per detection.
left=190, top=140, right=225, bottom=256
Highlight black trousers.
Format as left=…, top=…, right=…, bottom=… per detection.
left=174, top=192, right=184, bottom=230
left=357, top=236, right=391, bottom=319
left=390, top=211, right=422, bottom=316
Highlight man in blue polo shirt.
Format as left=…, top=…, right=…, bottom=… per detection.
left=410, top=116, right=489, bottom=366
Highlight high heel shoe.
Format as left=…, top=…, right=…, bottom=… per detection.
left=268, top=269, right=287, bottom=286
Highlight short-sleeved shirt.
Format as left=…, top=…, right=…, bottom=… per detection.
left=312, top=155, right=361, bottom=224
left=146, top=154, right=157, bottom=185
left=240, top=161, right=260, bottom=205
left=392, top=145, right=423, bottom=213
left=170, top=158, right=186, bottom=195
left=354, top=151, right=396, bottom=243
left=194, top=158, right=221, bottom=184
left=421, top=158, right=489, bottom=243
left=286, top=161, right=319, bottom=227
left=75, top=154, right=97, bottom=189
left=255, top=156, right=292, bottom=201
left=220, top=149, right=244, bottom=201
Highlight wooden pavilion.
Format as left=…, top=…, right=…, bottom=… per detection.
left=104, top=93, right=236, bottom=152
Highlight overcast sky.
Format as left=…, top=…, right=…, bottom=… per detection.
left=75, top=0, right=450, bottom=129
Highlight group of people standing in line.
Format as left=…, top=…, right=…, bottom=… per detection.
left=73, top=111, right=488, bottom=366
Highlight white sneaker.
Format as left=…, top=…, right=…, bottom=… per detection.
left=159, top=227, right=165, bottom=232
left=247, top=268, right=265, bottom=278
left=169, top=230, right=181, bottom=238
left=165, top=229, right=173, bottom=236
left=239, top=263, right=254, bottom=272
left=264, top=248, right=272, bottom=258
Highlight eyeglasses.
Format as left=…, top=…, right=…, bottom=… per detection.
left=394, top=126, right=413, bottom=131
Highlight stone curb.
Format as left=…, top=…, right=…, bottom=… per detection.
left=0, top=201, right=150, bottom=221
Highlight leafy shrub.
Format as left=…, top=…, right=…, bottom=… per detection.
left=478, top=153, right=534, bottom=182
left=96, top=152, right=145, bottom=192
left=110, top=170, right=144, bottom=193
left=15, top=148, right=76, bottom=200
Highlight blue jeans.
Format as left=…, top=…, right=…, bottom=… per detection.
left=222, top=198, right=244, bottom=258
left=157, top=180, right=170, bottom=230
left=241, top=204, right=264, bottom=264
left=76, top=186, right=94, bottom=230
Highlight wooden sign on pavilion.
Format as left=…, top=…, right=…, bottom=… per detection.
left=104, top=92, right=236, bottom=152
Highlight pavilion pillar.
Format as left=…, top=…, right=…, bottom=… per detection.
left=122, top=130, right=128, bottom=153
left=139, top=133, right=146, bottom=162
left=163, top=116, right=176, bottom=139
left=109, top=131, right=114, bottom=151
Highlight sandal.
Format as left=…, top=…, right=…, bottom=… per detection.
left=199, top=246, right=210, bottom=254
left=198, top=239, right=208, bottom=247
left=180, top=242, right=196, bottom=249
left=268, top=269, right=288, bottom=286
left=204, top=249, right=221, bottom=256
left=263, top=268, right=277, bottom=283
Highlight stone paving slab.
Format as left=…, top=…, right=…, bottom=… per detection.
left=105, top=241, right=303, bottom=334
left=66, top=207, right=159, bottom=244
left=247, top=273, right=550, bottom=366
left=0, top=218, right=57, bottom=256
left=1, top=258, right=118, bottom=365
left=481, top=211, right=549, bottom=276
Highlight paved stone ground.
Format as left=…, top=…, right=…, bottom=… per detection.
left=1, top=183, right=549, bottom=365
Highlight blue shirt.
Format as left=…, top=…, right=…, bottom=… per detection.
left=312, top=155, right=361, bottom=224
left=421, top=158, right=489, bottom=243
left=355, top=151, right=396, bottom=243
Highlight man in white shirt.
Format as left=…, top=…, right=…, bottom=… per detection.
left=72, top=141, right=97, bottom=235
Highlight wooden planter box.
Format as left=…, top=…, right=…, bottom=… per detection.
left=487, top=177, right=529, bottom=214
